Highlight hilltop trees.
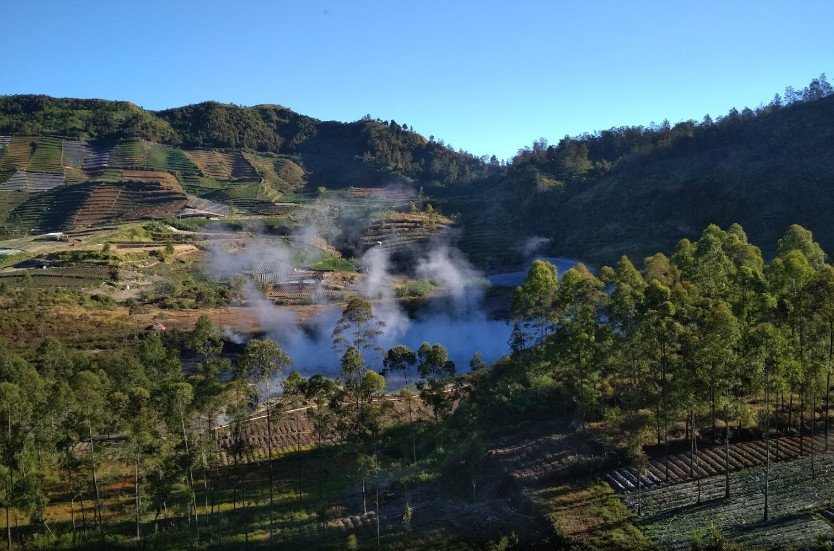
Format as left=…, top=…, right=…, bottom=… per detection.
left=237, top=338, right=292, bottom=540
left=504, top=222, right=834, bottom=501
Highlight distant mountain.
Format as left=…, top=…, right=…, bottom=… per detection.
left=488, top=74, right=834, bottom=264
left=2, top=76, right=834, bottom=268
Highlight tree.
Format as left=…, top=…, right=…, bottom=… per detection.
left=417, top=343, right=456, bottom=422
left=305, top=375, right=337, bottom=498
left=71, top=370, right=108, bottom=534
left=469, top=351, right=487, bottom=372
left=382, top=345, right=417, bottom=388
left=187, top=315, right=223, bottom=359
left=809, top=265, right=834, bottom=450
left=511, top=259, right=558, bottom=345
left=332, top=297, right=385, bottom=357
left=776, top=224, right=826, bottom=269
left=237, top=338, right=292, bottom=543
left=553, top=265, right=608, bottom=431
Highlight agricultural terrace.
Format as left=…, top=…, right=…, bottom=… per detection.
left=242, top=152, right=306, bottom=193
left=185, top=149, right=259, bottom=181
left=110, top=139, right=199, bottom=175
left=0, top=171, right=65, bottom=192
left=361, top=210, right=453, bottom=253
left=633, top=452, right=834, bottom=549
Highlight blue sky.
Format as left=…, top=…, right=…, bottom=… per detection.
left=2, top=0, right=832, bottom=160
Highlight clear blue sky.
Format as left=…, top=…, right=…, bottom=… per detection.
left=2, top=0, right=832, bottom=160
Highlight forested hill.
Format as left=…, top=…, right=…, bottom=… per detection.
left=0, top=95, right=499, bottom=188
left=2, top=76, right=834, bottom=266
left=500, top=75, right=834, bottom=263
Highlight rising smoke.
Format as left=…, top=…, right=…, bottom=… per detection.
left=203, top=190, right=511, bottom=383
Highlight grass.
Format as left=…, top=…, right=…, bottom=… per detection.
left=311, top=253, right=358, bottom=272
left=535, top=481, right=656, bottom=551
left=242, top=152, right=305, bottom=194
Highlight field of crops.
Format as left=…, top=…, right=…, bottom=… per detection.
left=606, top=435, right=828, bottom=492
left=0, top=170, right=65, bottom=192
left=62, top=139, right=112, bottom=170
left=242, top=152, right=306, bottom=193
left=0, top=136, right=35, bottom=171
left=0, top=265, right=113, bottom=287
left=632, top=452, right=834, bottom=549
left=186, top=149, right=259, bottom=180
left=110, top=139, right=198, bottom=175
left=67, top=181, right=188, bottom=229
left=120, top=169, right=184, bottom=192
left=25, top=136, right=63, bottom=172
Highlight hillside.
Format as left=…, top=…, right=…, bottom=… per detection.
left=2, top=78, right=834, bottom=267
left=497, top=75, right=834, bottom=263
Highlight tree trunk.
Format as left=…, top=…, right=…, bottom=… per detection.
left=88, top=422, right=102, bottom=537
left=636, top=464, right=642, bottom=516
left=764, top=356, right=771, bottom=522
left=799, top=390, right=805, bottom=456
left=362, top=479, right=367, bottom=514
left=266, top=401, right=274, bottom=544
left=724, top=390, right=731, bottom=499
left=811, top=384, right=817, bottom=479
left=135, top=453, right=141, bottom=543
left=827, top=367, right=832, bottom=452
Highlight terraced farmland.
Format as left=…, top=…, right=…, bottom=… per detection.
left=0, top=136, right=35, bottom=171
left=606, top=435, right=828, bottom=493
left=110, top=139, right=198, bottom=175
left=62, top=139, right=112, bottom=170
left=361, top=211, right=452, bottom=253
left=120, top=169, right=184, bottom=191
left=0, top=170, right=65, bottom=192
left=632, top=452, right=834, bottom=550
left=0, top=265, right=113, bottom=288
left=25, top=136, right=63, bottom=172
left=242, top=152, right=306, bottom=192
left=186, top=149, right=259, bottom=180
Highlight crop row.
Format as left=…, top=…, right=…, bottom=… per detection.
left=633, top=452, right=834, bottom=549
left=607, top=435, right=828, bottom=493
left=185, top=150, right=259, bottom=181
left=110, top=139, right=198, bottom=175
left=0, top=171, right=65, bottom=193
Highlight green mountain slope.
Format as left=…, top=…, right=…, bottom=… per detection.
left=496, top=79, right=834, bottom=263
left=2, top=78, right=834, bottom=267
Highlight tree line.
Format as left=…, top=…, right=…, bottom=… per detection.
left=509, top=222, right=833, bottom=519
left=0, top=292, right=464, bottom=548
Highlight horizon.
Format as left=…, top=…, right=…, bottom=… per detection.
left=3, top=0, right=833, bottom=159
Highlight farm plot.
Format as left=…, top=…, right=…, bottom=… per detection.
left=606, top=435, right=827, bottom=493
left=0, top=136, right=35, bottom=171
left=180, top=195, right=230, bottom=217
left=0, top=136, right=10, bottom=149
left=0, top=265, right=113, bottom=288
left=631, top=452, right=834, bottom=550
left=25, top=136, right=63, bottom=172
left=120, top=169, right=184, bottom=192
left=0, top=171, right=65, bottom=192
left=242, top=152, right=305, bottom=193
left=361, top=211, right=452, bottom=253
left=186, top=149, right=259, bottom=180
left=65, top=181, right=188, bottom=229
left=110, top=139, right=198, bottom=175
left=63, top=139, right=113, bottom=170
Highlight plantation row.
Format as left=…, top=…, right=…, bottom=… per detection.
left=606, top=434, right=829, bottom=492
left=632, top=452, right=834, bottom=549
left=0, top=171, right=65, bottom=192
left=185, top=150, right=259, bottom=181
